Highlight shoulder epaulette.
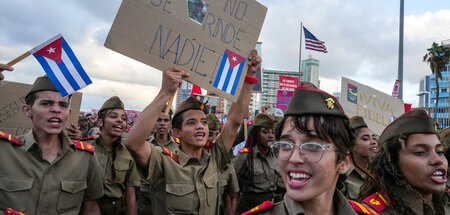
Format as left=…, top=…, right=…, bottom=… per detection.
left=4, top=208, right=25, bottom=215
left=362, top=192, right=389, bottom=212
left=72, top=140, right=95, bottom=154
left=0, top=131, right=22, bottom=146
left=242, top=200, right=273, bottom=215
left=348, top=200, right=379, bottom=215
left=203, top=140, right=214, bottom=151
left=162, top=147, right=178, bottom=163
left=173, top=137, right=180, bottom=144
left=239, top=147, right=249, bottom=154
left=79, top=136, right=94, bottom=141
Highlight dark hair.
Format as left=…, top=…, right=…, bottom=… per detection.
left=359, top=134, right=421, bottom=214
left=98, top=109, right=124, bottom=179
left=275, top=115, right=354, bottom=187
left=236, top=126, right=262, bottom=190
left=25, top=91, right=72, bottom=106
left=172, top=111, right=185, bottom=130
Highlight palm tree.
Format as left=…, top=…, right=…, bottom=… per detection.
left=423, top=42, right=450, bottom=121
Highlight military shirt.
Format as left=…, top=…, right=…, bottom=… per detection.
left=88, top=137, right=140, bottom=198
left=148, top=135, right=178, bottom=151
left=259, top=190, right=358, bottom=215
left=343, top=166, right=365, bottom=201
left=363, top=190, right=450, bottom=215
left=233, top=146, right=284, bottom=193
left=0, top=130, right=103, bottom=215
left=145, top=135, right=230, bottom=214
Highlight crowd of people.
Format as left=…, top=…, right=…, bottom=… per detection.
left=0, top=49, right=449, bottom=215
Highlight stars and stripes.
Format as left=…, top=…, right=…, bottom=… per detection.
left=303, top=26, right=328, bottom=53
left=31, top=34, right=92, bottom=97
left=213, top=49, right=246, bottom=96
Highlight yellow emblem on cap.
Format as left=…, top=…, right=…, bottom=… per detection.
left=325, top=98, right=335, bottom=109
left=200, top=104, right=204, bottom=110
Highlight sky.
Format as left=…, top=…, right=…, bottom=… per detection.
left=1, top=0, right=450, bottom=112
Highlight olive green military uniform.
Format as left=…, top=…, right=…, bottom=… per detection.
left=0, top=130, right=103, bottom=215
left=218, top=159, right=240, bottom=215
left=343, top=166, right=365, bottom=201
left=86, top=137, right=140, bottom=215
left=144, top=135, right=230, bottom=214
left=233, top=146, right=284, bottom=213
left=362, top=190, right=450, bottom=215
left=258, top=190, right=358, bottom=215
left=138, top=136, right=178, bottom=215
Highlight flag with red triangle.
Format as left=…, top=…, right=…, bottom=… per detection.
left=190, top=84, right=202, bottom=96
left=30, top=34, right=92, bottom=97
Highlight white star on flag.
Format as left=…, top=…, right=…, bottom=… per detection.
left=47, top=47, right=55, bottom=54
left=232, top=56, right=237, bottom=62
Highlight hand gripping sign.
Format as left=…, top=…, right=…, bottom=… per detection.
left=105, top=0, right=267, bottom=102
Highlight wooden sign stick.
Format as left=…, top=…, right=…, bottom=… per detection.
left=164, top=93, right=175, bottom=116
left=244, top=118, right=248, bottom=142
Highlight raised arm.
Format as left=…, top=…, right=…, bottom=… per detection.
left=0, top=63, right=14, bottom=83
left=221, top=50, right=261, bottom=152
left=125, top=67, right=189, bottom=168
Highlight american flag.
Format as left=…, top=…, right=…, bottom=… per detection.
left=303, top=27, right=327, bottom=53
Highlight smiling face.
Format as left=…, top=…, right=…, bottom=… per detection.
left=172, top=109, right=209, bottom=148
left=353, top=127, right=379, bottom=160
left=398, top=133, right=448, bottom=197
left=98, top=109, right=127, bottom=138
left=278, top=117, right=351, bottom=202
left=22, top=91, right=71, bottom=136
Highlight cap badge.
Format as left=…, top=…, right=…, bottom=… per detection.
left=325, top=98, right=335, bottom=109
left=200, top=104, right=205, bottom=110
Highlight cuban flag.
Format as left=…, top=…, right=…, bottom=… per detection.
left=31, top=34, right=92, bottom=97
left=213, top=49, right=246, bottom=96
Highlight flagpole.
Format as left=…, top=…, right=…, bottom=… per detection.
left=7, top=51, right=31, bottom=66
left=298, top=22, right=303, bottom=81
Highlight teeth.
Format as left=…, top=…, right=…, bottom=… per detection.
left=290, top=172, right=311, bottom=179
left=433, top=171, right=443, bottom=176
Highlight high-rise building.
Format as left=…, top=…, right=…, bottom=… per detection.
left=417, top=75, right=430, bottom=107
left=176, top=80, right=193, bottom=109
left=261, top=69, right=298, bottom=109
left=300, top=54, right=320, bottom=87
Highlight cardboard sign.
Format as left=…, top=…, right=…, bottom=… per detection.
left=276, top=90, right=294, bottom=112
left=340, top=77, right=405, bottom=134
left=105, top=0, right=267, bottom=102
left=279, top=76, right=298, bottom=91
left=0, top=81, right=82, bottom=136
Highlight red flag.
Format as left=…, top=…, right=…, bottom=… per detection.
left=190, top=85, right=202, bottom=96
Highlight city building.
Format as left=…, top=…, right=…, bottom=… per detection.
left=417, top=75, right=430, bottom=107
left=176, top=80, right=193, bottom=109
left=261, top=68, right=299, bottom=109
left=300, top=54, right=320, bottom=87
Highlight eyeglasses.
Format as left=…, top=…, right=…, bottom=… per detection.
left=270, top=141, right=340, bottom=162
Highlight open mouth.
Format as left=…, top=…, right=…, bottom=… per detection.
left=287, top=171, right=311, bottom=188
left=430, top=169, right=447, bottom=184
left=369, top=146, right=379, bottom=152
left=113, top=125, right=123, bottom=132
left=195, top=132, right=206, bottom=140
left=48, top=117, right=62, bottom=126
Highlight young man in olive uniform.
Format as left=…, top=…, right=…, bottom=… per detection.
left=0, top=76, right=103, bottom=215
left=206, top=113, right=240, bottom=215
left=138, top=107, right=178, bottom=215
left=343, top=116, right=379, bottom=201
left=85, top=96, right=141, bottom=215
left=125, top=50, right=260, bottom=214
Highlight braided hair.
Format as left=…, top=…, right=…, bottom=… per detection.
left=237, top=126, right=262, bottom=191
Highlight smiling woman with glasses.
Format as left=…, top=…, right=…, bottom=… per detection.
left=244, top=83, right=374, bottom=215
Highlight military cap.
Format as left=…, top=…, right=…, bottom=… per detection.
left=438, top=127, right=450, bottom=148
left=206, top=114, right=221, bottom=131
left=173, top=96, right=206, bottom=119
left=25, top=75, right=58, bottom=100
left=253, top=113, right=275, bottom=128
left=284, top=84, right=345, bottom=118
left=99, top=96, right=125, bottom=113
left=378, top=109, right=435, bottom=144
left=350, top=116, right=368, bottom=130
